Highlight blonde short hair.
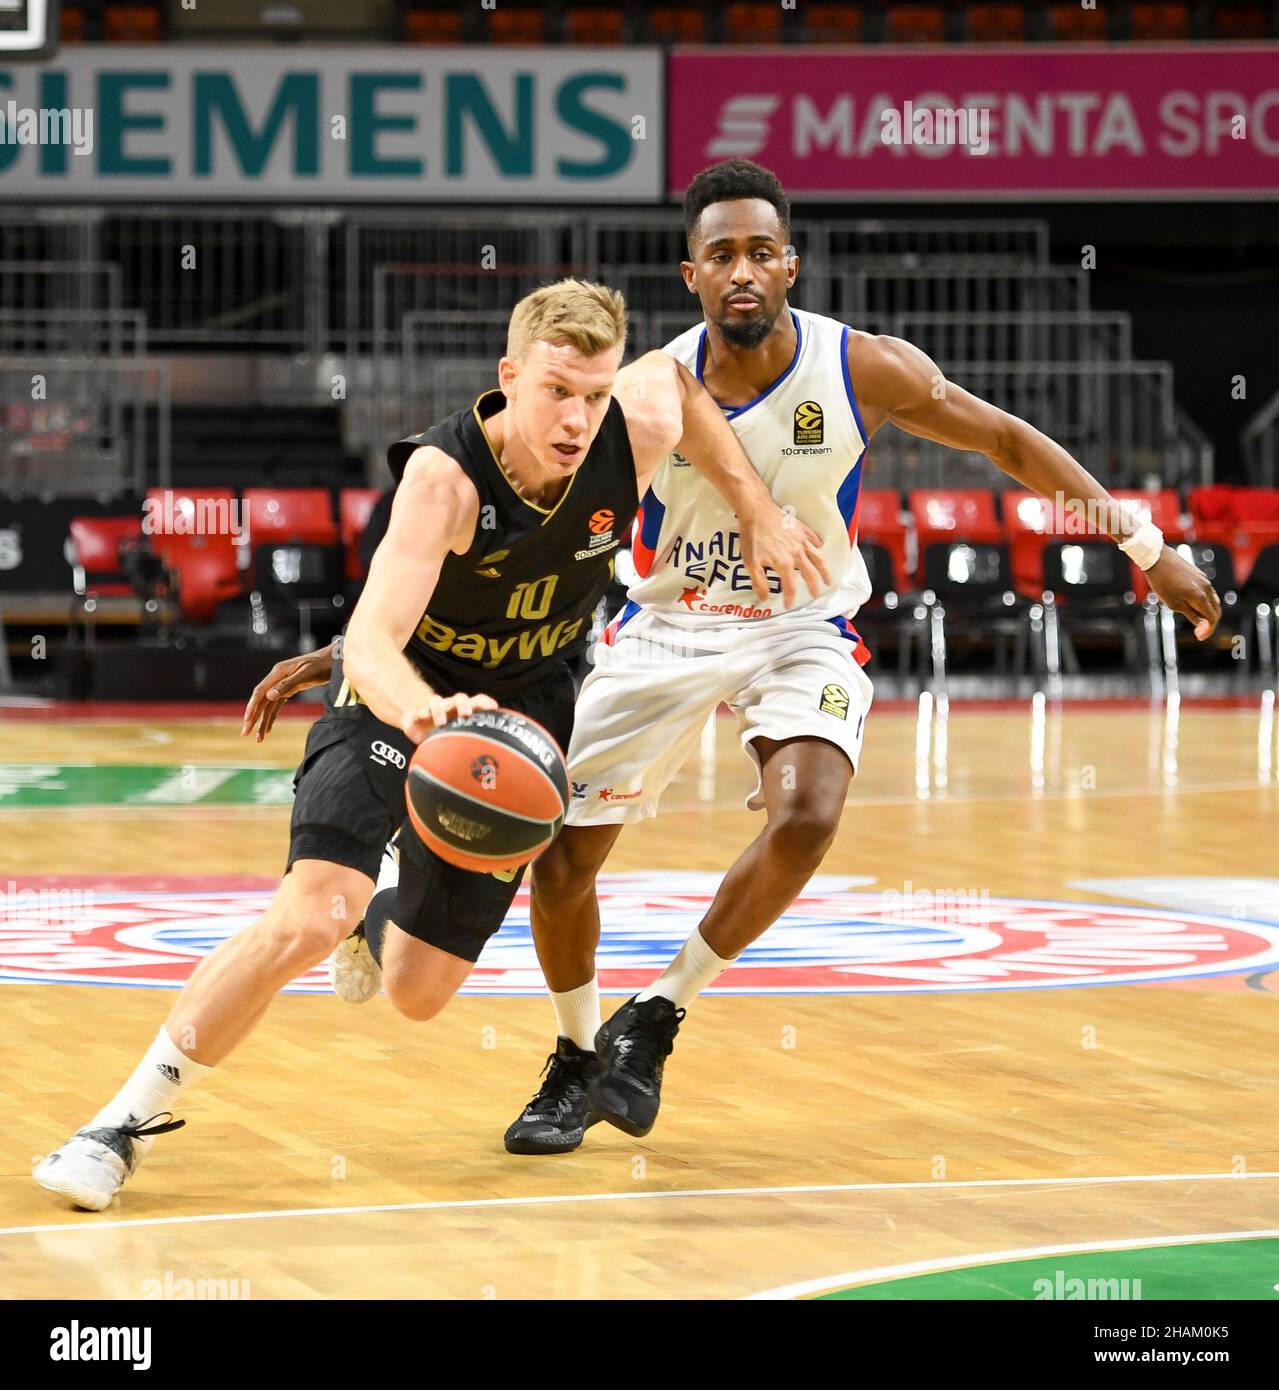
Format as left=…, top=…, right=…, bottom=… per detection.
left=506, top=278, right=627, bottom=362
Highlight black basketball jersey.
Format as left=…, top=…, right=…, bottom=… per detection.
left=329, top=389, right=638, bottom=711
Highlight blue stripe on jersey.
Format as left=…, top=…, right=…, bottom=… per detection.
left=695, top=311, right=805, bottom=422
left=837, top=458, right=863, bottom=530
left=637, top=486, right=666, bottom=550
left=828, top=614, right=863, bottom=653
left=616, top=598, right=641, bottom=632
left=840, top=324, right=869, bottom=445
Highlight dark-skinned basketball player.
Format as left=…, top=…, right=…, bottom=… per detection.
left=512, top=162, right=1220, bottom=1150
left=33, top=278, right=828, bottom=1210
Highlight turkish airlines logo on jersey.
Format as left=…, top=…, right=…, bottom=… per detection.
left=794, top=400, right=824, bottom=445
left=5, top=874, right=1279, bottom=996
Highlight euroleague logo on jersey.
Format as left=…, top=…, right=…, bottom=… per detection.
left=794, top=400, right=824, bottom=446
left=4, top=873, right=1279, bottom=996
left=576, top=508, right=620, bottom=562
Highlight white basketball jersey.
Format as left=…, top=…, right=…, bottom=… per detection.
left=626, top=307, right=872, bottom=639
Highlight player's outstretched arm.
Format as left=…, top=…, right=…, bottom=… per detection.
left=855, top=335, right=1221, bottom=640
left=343, top=447, right=498, bottom=740
left=241, top=643, right=336, bottom=742
left=614, top=352, right=830, bottom=607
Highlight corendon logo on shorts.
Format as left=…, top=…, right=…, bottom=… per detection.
left=597, top=787, right=642, bottom=802
left=677, top=587, right=773, bottom=619
left=7, top=874, right=1279, bottom=996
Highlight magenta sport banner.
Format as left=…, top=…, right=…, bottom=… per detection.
left=668, top=46, right=1279, bottom=200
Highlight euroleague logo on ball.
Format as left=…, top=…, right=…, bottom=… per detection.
left=5, top=874, right=1279, bottom=997
left=471, top=753, right=499, bottom=784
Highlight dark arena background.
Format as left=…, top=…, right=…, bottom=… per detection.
left=1, top=0, right=1278, bottom=1341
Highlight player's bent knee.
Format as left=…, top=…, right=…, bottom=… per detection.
left=767, top=803, right=841, bottom=866
left=260, top=904, right=349, bottom=971
left=533, top=826, right=614, bottom=897
left=383, top=975, right=453, bottom=1023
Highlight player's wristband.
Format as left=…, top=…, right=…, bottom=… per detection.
left=1117, top=520, right=1165, bottom=571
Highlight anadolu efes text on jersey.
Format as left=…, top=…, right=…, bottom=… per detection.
left=630, top=307, right=872, bottom=629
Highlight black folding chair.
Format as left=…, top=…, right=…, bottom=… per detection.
left=915, top=540, right=1038, bottom=688
left=1041, top=540, right=1156, bottom=683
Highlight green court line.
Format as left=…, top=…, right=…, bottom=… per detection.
left=817, top=1238, right=1279, bottom=1300
left=0, top=764, right=295, bottom=807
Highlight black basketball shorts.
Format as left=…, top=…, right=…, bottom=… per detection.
left=287, top=665, right=576, bottom=963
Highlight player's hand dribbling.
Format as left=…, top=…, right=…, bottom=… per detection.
left=241, top=645, right=336, bottom=743
left=401, top=692, right=500, bottom=744
left=1144, top=546, right=1222, bottom=640
left=739, top=503, right=831, bottom=609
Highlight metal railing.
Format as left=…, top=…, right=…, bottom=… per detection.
left=399, top=311, right=511, bottom=436
left=0, top=309, right=148, bottom=359
left=866, top=360, right=1187, bottom=492
left=844, top=266, right=1089, bottom=323
left=0, top=260, right=122, bottom=317
left=0, top=357, right=171, bottom=500
left=99, top=207, right=321, bottom=349
left=344, top=210, right=571, bottom=353
left=815, top=218, right=1050, bottom=268
left=1242, top=386, right=1279, bottom=486
left=890, top=311, right=1133, bottom=367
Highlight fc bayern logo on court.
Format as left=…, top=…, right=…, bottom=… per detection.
left=3, top=873, right=1279, bottom=995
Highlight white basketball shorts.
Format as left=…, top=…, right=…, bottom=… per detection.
left=565, top=605, right=873, bottom=826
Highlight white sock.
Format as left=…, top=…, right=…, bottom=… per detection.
left=637, top=928, right=734, bottom=1009
left=89, top=1027, right=213, bottom=1153
left=550, top=976, right=601, bottom=1051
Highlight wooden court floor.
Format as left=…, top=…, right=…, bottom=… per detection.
left=1, top=696, right=1277, bottom=1299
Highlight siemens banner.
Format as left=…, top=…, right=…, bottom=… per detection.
left=0, top=46, right=662, bottom=200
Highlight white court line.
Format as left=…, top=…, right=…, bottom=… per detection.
left=746, top=1227, right=1279, bottom=1300
left=6, top=1169, right=1279, bottom=1241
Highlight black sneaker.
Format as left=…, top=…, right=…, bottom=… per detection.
left=503, top=1038, right=602, bottom=1155
left=590, top=995, right=685, bottom=1138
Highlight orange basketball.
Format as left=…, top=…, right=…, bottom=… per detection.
left=405, top=708, right=569, bottom=873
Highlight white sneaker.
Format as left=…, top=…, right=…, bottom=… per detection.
left=330, top=926, right=382, bottom=1003
left=33, top=1114, right=185, bottom=1211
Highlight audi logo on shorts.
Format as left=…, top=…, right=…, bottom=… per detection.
left=369, top=741, right=407, bottom=769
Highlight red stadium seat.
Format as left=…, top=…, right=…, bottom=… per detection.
left=60, top=4, right=88, bottom=42
left=487, top=4, right=544, bottom=43
left=910, top=488, right=1002, bottom=580
left=724, top=2, right=783, bottom=43
left=853, top=489, right=909, bottom=591
left=645, top=5, right=706, bottom=42
left=1002, top=489, right=1075, bottom=597
left=103, top=3, right=162, bottom=42
left=143, top=488, right=244, bottom=623
left=68, top=518, right=144, bottom=599
left=1048, top=2, right=1108, bottom=39
left=565, top=4, right=625, bottom=43
left=403, top=7, right=463, bottom=43
left=1130, top=2, right=1191, bottom=40
left=1211, top=3, right=1271, bottom=39
left=967, top=4, right=1025, bottom=41
left=1108, top=489, right=1186, bottom=539
left=887, top=4, right=946, bottom=43
left=804, top=3, right=863, bottom=41
left=340, top=488, right=382, bottom=582
left=1188, top=485, right=1279, bottom=585
left=244, top=488, right=338, bottom=549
